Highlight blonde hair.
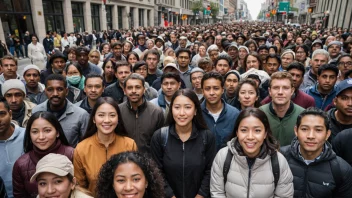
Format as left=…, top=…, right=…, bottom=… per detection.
left=163, top=56, right=175, bottom=66
left=89, top=49, right=101, bottom=57
left=269, top=71, right=294, bottom=88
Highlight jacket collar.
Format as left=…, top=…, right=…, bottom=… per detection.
left=93, top=132, right=116, bottom=148
left=157, top=92, right=167, bottom=108
left=269, top=101, right=294, bottom=118
left=126, top=98, right=147, bottom=114
left=169, top=123, right=200, bottom=141
left=0, top=123, right=21, bottom=142
left=289, top=137, right=336, bottom=164
left=311, top=84, right=336, bottom=96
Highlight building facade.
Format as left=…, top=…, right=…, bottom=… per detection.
left=309, top=0, right=352, bottom=29
left=154, top=0, right=194, bottom=27
left=0, top=0, right=155, bottom=43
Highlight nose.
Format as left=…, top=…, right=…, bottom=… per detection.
left=247, top=130, right=254, bottom=139
left=47, top=183, right=55, bottom=194
left=29, top=75, right=35, bottom=80
left=103, top=115, right=111, bottom=123
left=124, top=180, right=133, bottom=191
left=307, top=129, right=315, bottom=139
left=244, top=92, right=250, bottom=98
left=39, top=131, right=45, bottom=140
left=10, top=95, right=17, bottom=103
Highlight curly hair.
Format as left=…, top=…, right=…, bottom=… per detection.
left=96, top=151, right=165, bottom=198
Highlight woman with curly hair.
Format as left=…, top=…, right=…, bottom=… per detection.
left=96, top=151, right=164, bottom=198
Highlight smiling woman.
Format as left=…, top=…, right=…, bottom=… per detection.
left=12, top=111, right=74, bottom=197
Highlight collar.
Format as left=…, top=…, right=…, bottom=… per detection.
left=269, top=101, right=294, bottom=119
left=309, top=70, right=317, bottom=81
left=126, top=98, right=147, bottom=115
left=298, top=143, right=326, bottom=165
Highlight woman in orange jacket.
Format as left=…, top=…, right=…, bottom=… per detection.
left=73, top=97, right=137, bottom=196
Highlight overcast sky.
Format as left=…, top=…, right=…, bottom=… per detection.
left=245, top=0, right=265, bottom=19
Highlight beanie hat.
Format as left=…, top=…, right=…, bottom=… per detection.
left=327, top=41, right=342, bottom=49
left=224, top=70, right=241, bottom=81
left=281, top=49, right=296, bottom=60
left=2, top=79, right=26, bottom=96
left=190, top=67, right=205, bottom=76
left=238, top=46, right=249, bottom=53
left=23, top=64, right=41, bottom=76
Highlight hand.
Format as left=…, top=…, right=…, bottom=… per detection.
left=195, top=195, right=204, bottom=198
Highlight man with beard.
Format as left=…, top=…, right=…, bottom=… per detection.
left=304, top=64, right=338, bottom=110
left=32, top=74, right=89, bottom=147
left=75, top=46, right=102, bottom=76
left=22, top=65, right=45, bottom=104
left=119, top=73, right=164, bottom=154
left=2, top=79, right=36, bottom=127
left=40, top=51, right=67, bottom=84
left=222, top=70, right=240, bottom=107
left=75, top=74, right=104, bottom=114
left=258, top=45, right=269, bottom=63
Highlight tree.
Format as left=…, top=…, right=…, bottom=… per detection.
left=191, top=0, right=203, bottom=14
left=210, top=2, right=220, bottom=19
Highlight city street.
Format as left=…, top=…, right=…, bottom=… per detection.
left=17, top=58, right=33, bottom=77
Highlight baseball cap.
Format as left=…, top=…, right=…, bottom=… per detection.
left=335, top=79, right=352, bottom=97
left=30, top=153, right=73, bottom=182
left=163, top=63, right=180, bottom=73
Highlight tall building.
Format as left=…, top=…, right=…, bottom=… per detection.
left=154, top=0, right=194, bottom=27
left=0, top=0, right=155, bottom=42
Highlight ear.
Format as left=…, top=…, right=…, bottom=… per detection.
left=333, top=97, right=337, bottom=106
left=268, top=87, right=272, bottom=98
left=294, top=126, right=298, bottom=137
left=71, top=177, right=77, bottom=190
left=326, top=129, right=331, bottom=141
left=65, top=87, right=69, bottom=97
left=291, top=87, right=295, bottom=96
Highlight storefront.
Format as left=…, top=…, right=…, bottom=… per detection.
left=0, top=0, right=34, bottom=38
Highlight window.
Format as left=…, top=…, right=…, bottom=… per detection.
left=147, top=10, right=151, bottom=26
left=118, top=6, right=123, bottom=29
left=72, top=2, right=85, bottom=32
left=139, top=9, right=144, bottom=27
left=0, top=0, right=34, bottom=40
left=106, top=5, right=113, bottom=30
left=43, top=0, right=65, bottom=33
left=91, top=4, right=100, bottom=31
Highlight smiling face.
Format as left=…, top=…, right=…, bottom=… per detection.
left=94, top=103, right=118, bottom=135
left=113, top=162, right=147, bottom=198
left=172, top=95, right=196, bottom=128
left=37, top=173, right=75, bottom=198
left=30, top=118, right=58, bottom=151
left=236, top=116, right=267, bottom=158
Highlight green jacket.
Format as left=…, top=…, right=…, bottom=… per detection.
left=259, top=102, right=304, bottom=146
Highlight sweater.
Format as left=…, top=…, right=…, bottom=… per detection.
left=210, top=138, right=294, bottom=198
left=303, top=84, right=336, bottom=110
left=74, top=133, right=137, bottom=195
left=259, top=102, right=305, bottom=146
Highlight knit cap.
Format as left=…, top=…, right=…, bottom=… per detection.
left=2, top=79, right=26, bottom=96
left=22, top=64, right=41, bottom=76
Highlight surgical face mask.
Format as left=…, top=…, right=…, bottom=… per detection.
left=66, top=75, right=81, bottom=85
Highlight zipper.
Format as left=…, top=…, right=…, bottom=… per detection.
left=247, top=166, right=252, bottom=198
left=105, top=147, right=108, bottom=160
left=182, top=142, right=185, bottom=198
left=302, top=165, right=309, bottom=196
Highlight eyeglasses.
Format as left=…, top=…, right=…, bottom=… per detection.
left=338, top=62, right=352, bottom=67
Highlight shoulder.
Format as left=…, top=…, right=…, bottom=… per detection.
left=225, top=103, right=239, bottom=114
left=333, top=129, right=352, bottom=143
left=259, top=103, right=270, bottom=110
left=146, top=101, right=163, bottom=112
left=292, top=104, right=305, bottom=113
left=115, top=135, right=137, bottom=148
left=32, top=101, right=47, bottom=112
left=14, top=152, right=31, bottom=168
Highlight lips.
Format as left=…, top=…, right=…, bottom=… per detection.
left=245, top=142, right=256, bottom=148
left=305, top=142, right=317, bottom=146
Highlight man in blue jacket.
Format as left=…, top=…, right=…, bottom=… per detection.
left=201, top=71, right=239, bottom=151
left=304, top=64, right=338, bottom=110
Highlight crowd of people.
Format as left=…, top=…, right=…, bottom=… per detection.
left=0, top=21, right=352, bottom=198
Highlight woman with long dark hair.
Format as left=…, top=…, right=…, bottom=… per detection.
left=12, top=111, right=74, bottom=197
left=74, top=97, right=137, bottom=196
left=151, top=89, right=216, bottom=198
left=96, top=151, right=164, bottom=198
left=233, top=79, right=261, bottom=110
left=102, top=58, right=117, bottom=87
left=210, top=108, right=293, bottom=197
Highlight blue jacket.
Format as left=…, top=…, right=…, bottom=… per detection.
left=303, top=84, right=336, bottom=110
left=0, top=123, right=25, bottom=198
left=201, top=99, right=240, bottom=151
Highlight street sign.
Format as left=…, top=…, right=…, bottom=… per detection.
left=279, top=2, right=290, bottom=13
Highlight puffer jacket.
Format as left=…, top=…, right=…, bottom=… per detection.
left=280, top=137, right=352, bottom=198
left=210, top=138, right=294, bottom=198
left=12, top=140, right=74, bottom=198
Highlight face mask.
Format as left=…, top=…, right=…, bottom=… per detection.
left=67, top=75, right=81, bottom=85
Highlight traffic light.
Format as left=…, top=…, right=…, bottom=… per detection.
left=308, top=7, right=313, bottom=13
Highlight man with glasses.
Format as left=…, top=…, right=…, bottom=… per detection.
left=336, top=54, right=352, bottom=84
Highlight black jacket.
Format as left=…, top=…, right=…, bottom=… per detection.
left=102, top=82, right=125, bottom=104
left=332, top=128, right=352, bottom=166
left=150, top=124, right=216, bottom=198
left=280, top=137, right=352, bottom=198
left=327, top=108, right=352, bottom=142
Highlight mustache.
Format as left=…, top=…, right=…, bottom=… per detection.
left=49, top=96, right=61, bottom=100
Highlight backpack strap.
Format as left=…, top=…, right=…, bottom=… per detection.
left=271, top=151, right=280, bottom=188
left=329, top=157, right=342, bottom=191
left=160, top=126, right=169, bottom=148
left=223, top=149, right=233, bottom=185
